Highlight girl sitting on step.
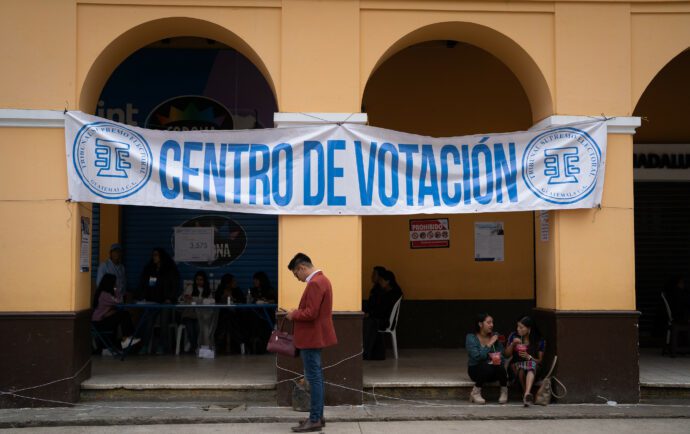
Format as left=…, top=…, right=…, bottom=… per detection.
left=504, top=316, right=545, bottom=406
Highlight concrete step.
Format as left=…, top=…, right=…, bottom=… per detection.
left=80, top=386, right=275, bottom=403
left=80, top=383, right=690, bottom=403
left=362, top=385, right=522, bottom=403
left=641, top=384, right=690, bottom=400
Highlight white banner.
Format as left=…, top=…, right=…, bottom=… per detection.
left=65, top=111, right=608, bottom=215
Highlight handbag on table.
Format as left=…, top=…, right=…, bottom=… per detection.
left=267, top=317, right=298, bottom=357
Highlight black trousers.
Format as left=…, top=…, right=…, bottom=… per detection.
left=94, top=310, right=135, bottom=336
left=216, top=310, right=248, bottom=353
left=362, top=317, right=386, bottom=360
left=468, top=363, right=507, bottom=387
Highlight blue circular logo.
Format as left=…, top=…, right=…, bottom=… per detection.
left=522, top=127, right=602, bottom=205
left=72, top=122, right=152, bottom=199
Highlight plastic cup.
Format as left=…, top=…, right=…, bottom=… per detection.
left=489, top=352, right=501, bottom=365
left=516, top=344, right=528, bottom=355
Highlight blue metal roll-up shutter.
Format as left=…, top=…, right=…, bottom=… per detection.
left=122, top=205, right=278, bottom=296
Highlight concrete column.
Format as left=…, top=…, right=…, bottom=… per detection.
left=273, top=112, right=367, bottom=406
left=533, top=115, right=641, bottom=403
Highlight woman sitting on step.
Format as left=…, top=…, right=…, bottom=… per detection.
left=504, top=316, right=545, bottom=407
left=465, top=313, right=508, bottom=404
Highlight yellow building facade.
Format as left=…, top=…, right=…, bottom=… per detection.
left=2, top=0, right=688, bottom=407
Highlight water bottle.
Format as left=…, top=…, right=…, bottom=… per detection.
left=246, top=288, right=253, bottom=304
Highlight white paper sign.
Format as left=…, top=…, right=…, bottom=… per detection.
left=474, top=222, right=504, bottom=262
left=174, top=227, right=214, bottom=262
left=539, top=210, right=550, bottom=242
left=80, top=216, right=90, bottom=272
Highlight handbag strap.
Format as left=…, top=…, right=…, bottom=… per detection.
left=277, top=316, right=287, bottom=331
left=541, top=355, right=567, bottom=399
left=550, top=376, right=568, bottom=399
left=277, top=315, right=295, bottom=333
left=543, top=355, right=558, bottom=378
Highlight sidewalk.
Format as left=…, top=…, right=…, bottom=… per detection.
left=2, top=419, right=690, bottom=434
left=2, top=400, right=690, bottom=428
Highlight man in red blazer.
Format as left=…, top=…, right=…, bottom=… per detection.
left=286, top=253, right=337, bottom=432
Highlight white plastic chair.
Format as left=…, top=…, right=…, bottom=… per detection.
left=378, top=297, right=402, bottom=359
left=661, top=291, right=690, bottom=355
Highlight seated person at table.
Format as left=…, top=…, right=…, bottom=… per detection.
left=245, top=271, right=276, bottom=353
left=215, top=274, right=247, bottom=353
left=138, top=248, right=179, bottom=354
left=503, top=316, right=545, bottom=407
left=215, top=273, right=246, bottom=304
left=96, top=243, right=128, bottom=302
left=92, top=273, right=140, bottom=350
left=249, top=271, right=276, bottom=303
left=179, top=271, right=213, bottom=353
left=193, top=271, right=218, bottom=352
left=362, top=270, right=403, bottom=360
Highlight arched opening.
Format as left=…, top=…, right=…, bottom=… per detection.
left=360, top=33, right=538, bottom=380
left=79, top=17, right=277, bottom=113
left=633, top=49, right=690, bottom=352
left=363, top=22, right=553, bottom=123
left=84, top=33, right=279, bottom=393
left=363, top=41, right=533, bottom=136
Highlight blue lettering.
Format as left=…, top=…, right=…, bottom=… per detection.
left=271, top=143, right=293, bottom=206
left=472, top=142, right=493, bottom=205
left=304, top=141, right=324, bottom=206
left=203, top=143, right=226, bottom=203
left=354, top=141, right=377, bottom=206
left=182, top=141, right=202, bottom=201
left=377, top=143, right=399, bottom=207
left=461, top=145, right=471, bottom=205
left=493, top=142, right=518, bottom=203
left=227, top=144, right=249, bottom=204
left=418, top=144, right=440, bottom=206
left=327, top=140, right=346, bottom=206
left=440, top=145, right=461, bottom=206
left=159, top=140, right=180, bottom=199
left=249, top=144, right=270, bottom=205
left=399, top=144, right=419, bottom=206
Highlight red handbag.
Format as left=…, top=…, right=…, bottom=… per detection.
left=267, top=318, right=298, bottom=357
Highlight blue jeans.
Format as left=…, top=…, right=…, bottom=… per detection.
left=301, top=348, right=324, bottom=422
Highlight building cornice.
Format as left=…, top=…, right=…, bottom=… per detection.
left=273, top=112, right=368, bottom=128
left=531, top=115, right=641, bottom=135
left=0, top=109, right=65, bottom=128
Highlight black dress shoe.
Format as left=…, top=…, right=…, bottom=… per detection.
left=291, top=419, right=323, bottom=432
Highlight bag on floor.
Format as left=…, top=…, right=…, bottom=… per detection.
left=534, top=356, right=567, bottom=406
left=292, top=378, right=311, bottom=412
